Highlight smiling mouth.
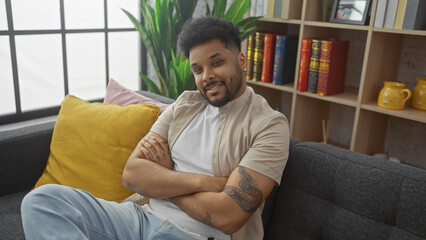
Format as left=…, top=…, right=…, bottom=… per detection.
left=205, top=82, right=223, bottom=94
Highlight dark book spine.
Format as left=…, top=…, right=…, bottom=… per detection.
left=261, top=33, right=277, bottom=83
left=297, top=38, right=312, bottom=91
left=307, top=39, right=322, bottom=93
left=246, top=34, right=255, bottom=80
left=252, top=32, right=265, bottom=82
left=281, top=35, right=298, bottom=85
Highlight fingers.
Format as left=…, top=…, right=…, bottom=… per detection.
left=139, top=136, right=171, bottom=165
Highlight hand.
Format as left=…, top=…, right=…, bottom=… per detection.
left=140, top=136, right=173, bottom=170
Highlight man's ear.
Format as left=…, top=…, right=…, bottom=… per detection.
left=238, top=52, right=247, bottom=70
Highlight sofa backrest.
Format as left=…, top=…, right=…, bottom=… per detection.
left=264, top=142, right=426, bottom=240
left=0, top=122, right=54, bottom=196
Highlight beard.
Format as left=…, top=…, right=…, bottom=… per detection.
left=199, top=67, right=243, bottom=107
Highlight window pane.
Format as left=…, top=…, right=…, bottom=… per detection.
left=107, top=0, right=139, bottom=28
left=67, top=33, right=106, bottom=100
left=0, top=36, right=15, bottom=115
left=108, top=32, right=139, bottom=90
left=15, top=34, right=64, bottom=111
left=12, top=0, right=60, bottom=30
left=64, top=0, right=104, bottom=29
left=0, top=0, right=7, bottom=30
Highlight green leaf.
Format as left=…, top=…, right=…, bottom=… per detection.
left=224, top=0, right=250, bottom=23
left=140, top=72, right=161, bottom=95
left=205, top=0, right=211, bottom=15
left=212, top=0, right=226, bottom=18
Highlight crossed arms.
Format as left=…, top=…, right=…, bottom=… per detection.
left=122, top=132, right=276, bottom=234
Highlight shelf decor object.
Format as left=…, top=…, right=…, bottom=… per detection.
left=377, top=82, right=412, bottom=110
left=411, top=77, right=426, bottom=111
left=330, top=0, right=371, bottom=25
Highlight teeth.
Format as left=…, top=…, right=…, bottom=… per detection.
left=207, top=83, right=221, bottom=90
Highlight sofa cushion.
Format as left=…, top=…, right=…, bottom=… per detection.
left=34, top=95, right=160, bottom=202
left=0, top=191, right=28, bottom=240
left=104, top=79, right=170, bottom=113
left=264, top=142, right=426, bottom=240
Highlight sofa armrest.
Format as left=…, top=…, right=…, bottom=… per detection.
left=0, top=122, right=55, bottom=196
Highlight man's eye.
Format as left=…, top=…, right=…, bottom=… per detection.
left=213, top=60, right=223, bottom=66
left=193, top=67, right=202, bottom=74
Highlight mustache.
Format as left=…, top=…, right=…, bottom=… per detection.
left=204, top=81, right=222, bottom=89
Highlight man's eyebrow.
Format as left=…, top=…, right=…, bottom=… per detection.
left=208, top=52, right=222, bottom=59
left=190, top=52, right=223, bottom=67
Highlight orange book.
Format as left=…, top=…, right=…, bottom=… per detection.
left=261, top=33, right=277, bottom=83
left=317, top=40, right=349, bottom=96
left=297, top=38, right=312, bottom=92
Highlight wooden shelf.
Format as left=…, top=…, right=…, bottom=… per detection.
left=248, top=0, right=426, bottom=169
left=361, top=102, right=426, bottom=123
left=296, top=87, right=358, bottom=107
left=372, top=27, right=426, bottom=36
left=247, top=80, right=294, bottom=93
left=304, top=21, right=370, bottom=31
left=258, top=18, right=302, bottom=25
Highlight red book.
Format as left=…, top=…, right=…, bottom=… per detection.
left=317, top=40, right=349, bottom=96
left=297, top=38, right=312, bottom=91
left=261, top=33, right=277, bottom=83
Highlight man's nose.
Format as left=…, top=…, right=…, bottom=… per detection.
left=202, top=68, right=214, bottom=82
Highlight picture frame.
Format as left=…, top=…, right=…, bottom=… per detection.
left=330, top=0, right=371, bottom=25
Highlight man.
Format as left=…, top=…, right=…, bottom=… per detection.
left=21, top=16, right=289, bottom=240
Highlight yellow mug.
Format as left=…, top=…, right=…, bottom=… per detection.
left=377, top=81, right=412, bottom=110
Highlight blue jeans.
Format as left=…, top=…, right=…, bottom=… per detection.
left=21, top=184, right=199, bottom=240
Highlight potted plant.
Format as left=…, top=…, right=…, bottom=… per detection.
left=123, top=0, right=260, bottom=99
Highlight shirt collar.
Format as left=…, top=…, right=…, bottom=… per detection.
left=219, top=85, right=251, bottom=113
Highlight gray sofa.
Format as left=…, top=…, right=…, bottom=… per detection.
left=1, top=91, right=425, bottom=240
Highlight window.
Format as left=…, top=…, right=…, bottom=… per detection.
left=0, top=0, right=142, bottom=124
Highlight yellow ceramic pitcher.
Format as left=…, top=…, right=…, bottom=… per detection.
left=377, top=81, right=412, bottom=110
left=411, top=77, right=426, bottom=111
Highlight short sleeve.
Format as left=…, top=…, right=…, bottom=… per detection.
left=239, top=114, right=290, bottom=185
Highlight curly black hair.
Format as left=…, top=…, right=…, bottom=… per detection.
left=178, top=16, right=241, bottom=59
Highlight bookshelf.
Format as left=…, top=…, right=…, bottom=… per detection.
left=246, top=0, right=426, bottom=169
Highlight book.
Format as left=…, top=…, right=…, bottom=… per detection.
left=272, top=35, right=298, bottom=85
left=246, top=34, right=255, bottom=80
left=383, top=0, right=399, bottom=29
left=374, top=0, right=388, bottom=28
left=249, top=0, right=256, bottom=17
left=393, top=0, right=407, bottom=29
left=297, top=38, right=312, bottom=92
left=261, top=33, right=277, bottom=83
left=402, top=0, right=426, bottom=30
left=317, top=40, right=349, bottom=96
left=281, top=0, right=290, bottom=19
left=252, top=32, right=265, bottom=82
left=255, top=0, right=265, bottom=17
left=273, top=0, right=282, bottom=18
left=307, top=39, right=322, bottom=93
left=267, top=0, right=275, bottom=18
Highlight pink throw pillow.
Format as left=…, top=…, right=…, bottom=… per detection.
left=104, top=79, right=169, bottom=113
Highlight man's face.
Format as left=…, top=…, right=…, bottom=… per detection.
left=189, top=39, right=246, bottom=107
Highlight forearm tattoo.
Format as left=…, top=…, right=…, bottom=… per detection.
left=223, top=167, right=263, bottom=213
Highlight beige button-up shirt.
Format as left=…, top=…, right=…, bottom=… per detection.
left=151, top=86, right=290, bottom=240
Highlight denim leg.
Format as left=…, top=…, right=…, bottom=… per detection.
left=21, top=184, right=201, bottom=240
left=21, top=184, right=143, bottom=240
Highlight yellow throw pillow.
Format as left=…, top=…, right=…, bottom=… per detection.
left=34, top=95, right=160, bottom=202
